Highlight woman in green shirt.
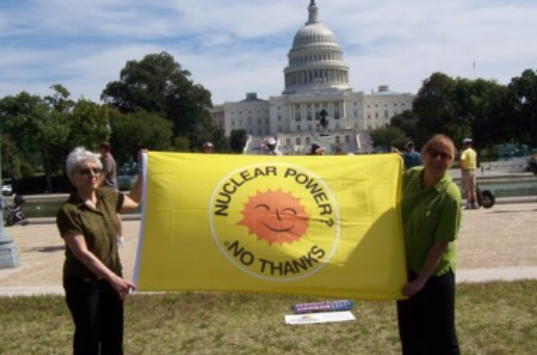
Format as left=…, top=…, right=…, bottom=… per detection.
left=57, top=147, right=144, bottom=355
left=397, top=134, right=461, bottom=355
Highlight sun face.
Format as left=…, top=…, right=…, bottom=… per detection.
left=238, top=189, right=309, bottom=245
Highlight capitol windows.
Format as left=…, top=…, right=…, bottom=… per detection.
left=375, top=113, right=379, bottom=119
left=335, top=136, right=340, bottom=144
left=345, top=135, right=350, bottom=143
left=296, top=137, right=301, bottom=145
left=278, top=115, right=282, bottom=121
left=385, top=111, right=389, bottom=119
left=297, top=124, right=301, bottom=131
left=232, top=120, right=235, bottom=127
left=294, top=105, right=302, bottom=121
left=286, top=138, right=291, bottom=146
left=306, top=137, right=311, bottom=145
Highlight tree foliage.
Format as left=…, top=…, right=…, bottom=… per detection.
left=101, top=52, right=216, bottom=150
left=411, top=73, right=511, bottom=151
left=370, top=126, right=408, bottom=151
left=0, top=86, right=109, bottom=191
left=229, top=129, right=248, bottom=153
left=505, top=69, right=537, bottom=145
left=108, top=110, right=174, bottom=163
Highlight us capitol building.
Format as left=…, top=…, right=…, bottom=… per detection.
left=210, top=0, right=414, bottom=154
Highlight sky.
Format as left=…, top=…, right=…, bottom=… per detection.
left=1, top=0, right=536, bottom=105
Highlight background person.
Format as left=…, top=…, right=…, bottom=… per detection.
left=98, top=141, right=125, bottom=245
left=97, top=141, right=118, bottom=189
left=56, top=147, right=145, bottom=355
left=262, top=137, right=282, bottom=155
left=460, top=138, right=478, bottom=209
left=308, top=142, right=326, bottom=155
left=402, top=141, right=423, bottom=170
left=397, top=134, right=462, bottom=354
left=201, top=141, right=214, bottom=153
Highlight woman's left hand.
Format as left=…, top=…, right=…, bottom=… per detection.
left=402, top=278, right=426, bottom=297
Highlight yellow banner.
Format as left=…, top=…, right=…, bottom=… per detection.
left=134, top=152, right=407, bottom=300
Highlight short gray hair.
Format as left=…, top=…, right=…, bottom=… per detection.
left=66, top=147, right=102, bottom=178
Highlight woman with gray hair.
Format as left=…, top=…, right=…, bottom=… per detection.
left=57, top=146, right=145, bottom=355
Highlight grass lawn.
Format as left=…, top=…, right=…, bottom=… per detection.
left=1, top=280, right=536, bottom=354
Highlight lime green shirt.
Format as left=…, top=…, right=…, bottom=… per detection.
left=460, top=148, right=477, bottom=170
left=56, top=188, right=124, bottom=281
left=402, top=167, right=462, bottom=276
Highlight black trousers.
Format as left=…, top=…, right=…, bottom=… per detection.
left=64, top=278, right=124, bottom=355
left=396, top=271, right=460, bottom=355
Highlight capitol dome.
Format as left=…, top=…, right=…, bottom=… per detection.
left=283, top=0, right=350, bottom=94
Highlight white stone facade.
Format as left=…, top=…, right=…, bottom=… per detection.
left=210, top=1, right=414, bottom=154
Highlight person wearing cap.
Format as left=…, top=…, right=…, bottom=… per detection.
left=308, top=142, right=326, bottom=155
left=402, top=141, right=423, bottom=170
left=263, top=137, right=282, bottom=156
left=201, top=141, right=214, bottom=154
left=460, top=138, right=478, bottom=209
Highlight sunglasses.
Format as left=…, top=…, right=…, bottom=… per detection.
left=427, top=148, right=452, bottom=161
left=78, top=167, right=102, bottom=176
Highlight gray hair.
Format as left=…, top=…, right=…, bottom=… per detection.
left=66, top=147, right=102, bottom=178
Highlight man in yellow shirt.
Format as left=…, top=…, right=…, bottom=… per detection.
left=460, top=138, right=478, bottom=209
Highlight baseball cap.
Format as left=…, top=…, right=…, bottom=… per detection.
left=462, top=138, right=473, bottom=144
left=202, top=141, right=214, bottom=148
left=266, top=138, right=277, bottom=146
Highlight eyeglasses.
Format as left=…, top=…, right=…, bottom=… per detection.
left=427, top=148, right=452, bottom=161
left=78, top=168, right=102, bottom=176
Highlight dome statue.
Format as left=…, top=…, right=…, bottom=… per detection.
left=283, top=0, right=351, bottom=94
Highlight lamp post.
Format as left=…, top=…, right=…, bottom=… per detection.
left=0, top=119, right=21, bottom=269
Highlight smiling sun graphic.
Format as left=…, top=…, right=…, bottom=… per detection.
left=238, top=189, right=309, bottom=245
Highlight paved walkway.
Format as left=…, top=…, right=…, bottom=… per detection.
left=1, top=200, right=536, bottom=296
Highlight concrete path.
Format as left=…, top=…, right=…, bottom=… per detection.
left=1, top=200, right=536, bottom=296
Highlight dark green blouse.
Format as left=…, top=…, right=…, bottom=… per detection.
left=56, top=188, right=124, bottom=281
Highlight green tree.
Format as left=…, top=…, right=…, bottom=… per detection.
left=370, top=127, right=408, bottom=151
left=0, top=133, right=22, bottom=180
left=412, top=72, right=458, bottom=141
left=108, top=110, right=174, bottom=163
left=0, top=86, right=111, bottom=191
left=390, top=110, right=420, bottom=144
left=229, top=129, right=248, bottom=153
left=101, top=52, right=216, bottom=150
left=505, top=69, right=537, bottom=145
left=67, top=98, right=110, bottom=151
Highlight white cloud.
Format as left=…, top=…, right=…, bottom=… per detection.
left=1, top=0, right=536, bottom=104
